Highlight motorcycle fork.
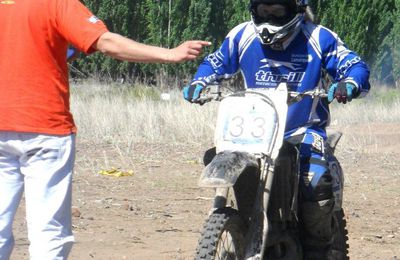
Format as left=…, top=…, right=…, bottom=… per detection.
left=213, top=188, right=229, bottom=209
left=244, top=157, right=274, bottom=259
left=211, top=187, right=240, bottom=215
left=259, top=158, right=275, bottom=259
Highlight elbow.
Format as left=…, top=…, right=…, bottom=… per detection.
left=94, top=32, right=120, bottom=57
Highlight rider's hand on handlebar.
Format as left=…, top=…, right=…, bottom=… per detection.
left=328, top=82, right=357, bottom=104
left=183, top=84, right=204, bottom=104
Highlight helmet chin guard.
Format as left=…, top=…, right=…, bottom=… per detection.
left=252, top=13, right=304, bottom=46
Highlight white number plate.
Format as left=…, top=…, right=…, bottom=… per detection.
left=215, top=96, right=278, bottom=154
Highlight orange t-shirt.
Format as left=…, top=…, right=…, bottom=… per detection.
left=0, top=0, right=109, bottom=135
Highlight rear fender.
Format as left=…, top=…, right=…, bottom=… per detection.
left=198, top=151, right=259, bottom=188
left=326, top=130, right=343, bottom=153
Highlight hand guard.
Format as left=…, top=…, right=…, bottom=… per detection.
left=328, top=82, right=357, bottom=104
left=183, top=84, right=204, bottom=104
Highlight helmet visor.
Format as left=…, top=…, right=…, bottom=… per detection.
left=253, top=3, right=297, bottom=26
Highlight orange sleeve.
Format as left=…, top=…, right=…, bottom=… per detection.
left=54, top=0, right=109, bottom=54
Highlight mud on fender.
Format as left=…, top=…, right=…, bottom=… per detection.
left=198, top=151, right=259, bottom=188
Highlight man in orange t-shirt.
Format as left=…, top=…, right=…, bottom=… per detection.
left=0, top=0, right=210, bottom=259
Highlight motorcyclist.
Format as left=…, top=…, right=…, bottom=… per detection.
left=183, top=0, right=370, bottom=259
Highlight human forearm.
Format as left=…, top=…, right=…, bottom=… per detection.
left=95, top=32, right=170, bottom=62
left=94, top=32, right=210, bottom=63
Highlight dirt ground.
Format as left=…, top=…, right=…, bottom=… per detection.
left=10, top=123, right=400, bottom=260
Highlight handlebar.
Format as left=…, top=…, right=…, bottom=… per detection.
left=197, top=85, right=223, bottom=103
left=289, top=88, right=328, bottom=98
left=197, top=85, right=328, bottom=104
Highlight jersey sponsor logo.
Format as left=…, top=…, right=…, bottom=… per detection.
left=255, top=71, right=305, bottom=87
left=206, top=50, right=224, bottom=69
left=260, top=58, right=302, bottom=71
left=196, top=75, right=217, bottom=84
left=255, top=57, right=305, bottom=87
left=88, top=15, right=100, bottom=24
left=0, top=0, right=15, bottom=4
left=338, top=56, right=361, bottom=75
left=291, top=54, right=313, bottom=63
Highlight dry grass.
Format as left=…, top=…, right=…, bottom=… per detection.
left=71, top=81, right=217, bottom=146
left=328, top=86, right=400, bottom=154
left=71, top=82, right=400, bottom=151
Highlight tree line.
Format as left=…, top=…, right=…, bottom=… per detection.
left=72, top=0, right=399, bottom=86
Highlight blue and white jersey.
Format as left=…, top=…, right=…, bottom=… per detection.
left=191, top=21, right=370, bottom=135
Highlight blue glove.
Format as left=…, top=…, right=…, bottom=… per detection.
left=183, top=84, right=204, bottom=103
left=328, top=82, right=357, bottom=104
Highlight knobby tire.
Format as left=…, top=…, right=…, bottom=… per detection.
left=195, top=208, right=246, bottom=260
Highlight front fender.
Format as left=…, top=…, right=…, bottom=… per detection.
left=198, top=151, right=259, bottom=188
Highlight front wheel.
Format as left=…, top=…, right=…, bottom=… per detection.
left=195, top=208, right=247, bottom=260
left=331, top=209, right=349, bottom=259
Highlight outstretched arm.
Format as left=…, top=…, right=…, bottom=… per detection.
left=93, top=32, right=211, bottom=63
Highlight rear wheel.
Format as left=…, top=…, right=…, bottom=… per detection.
left=331, top=209, right=349, bottom=259
left=195, top=208, right=246, bottom=260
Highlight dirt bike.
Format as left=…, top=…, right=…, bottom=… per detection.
left=194, top=83, right=348, bottom=260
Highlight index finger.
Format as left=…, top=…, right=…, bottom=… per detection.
left=190, top=40, right=212, bottom=46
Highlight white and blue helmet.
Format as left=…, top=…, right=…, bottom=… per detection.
left=249, top=0, right=308, bottom=45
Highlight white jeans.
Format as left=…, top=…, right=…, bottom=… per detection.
left=0, top=132, right=75, bottom=260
